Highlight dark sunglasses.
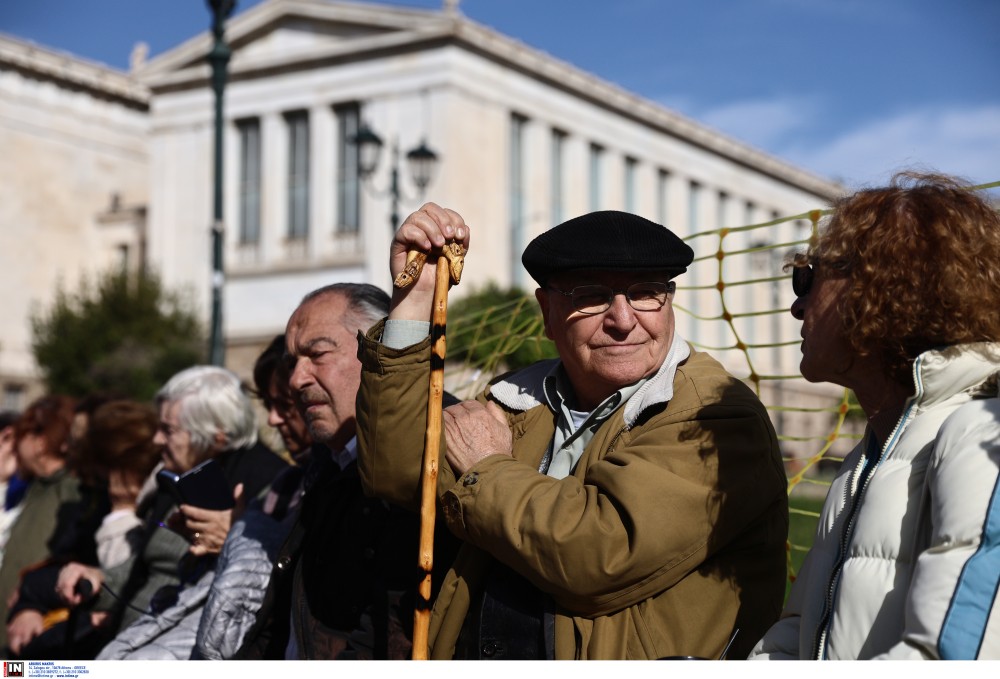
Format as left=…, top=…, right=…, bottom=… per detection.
left=791, top=264, right=815, bottom=297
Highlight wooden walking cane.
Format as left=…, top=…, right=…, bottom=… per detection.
left=394, top=243, right=466, bottom=660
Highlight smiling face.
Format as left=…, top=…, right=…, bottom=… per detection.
left=285, top=293, right=362, bottom=450
left=536, top=270, right=676, bottom=410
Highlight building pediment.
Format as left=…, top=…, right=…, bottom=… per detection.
left=135, top=0, right=452, bottom=89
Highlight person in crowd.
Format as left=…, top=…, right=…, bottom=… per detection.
left=0, top=410, right=26, bottom=570
left=89, top=401, right=163, bottom=569
left=99, top=336, right=319, bottom=660
left=190, top=335, right=317, bottom=660
left=253, top=334, right=311, bottom=465
left=236, top=283, right=459, bottom=660
left=55, top=366, right=287, bottom=657
left=6, top=399, right=161, bottom=657
left=355, top=204, right=788, bottom=659
left=749, top=172, right=1000, bottom=660
left=0, top=395, right=79, bottom=651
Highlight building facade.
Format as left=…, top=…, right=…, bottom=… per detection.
left=2, top=0, right=843, bottom=417
left=0, top=34, right=150, bottom=408
left=137, top=0, right=842, bottom=378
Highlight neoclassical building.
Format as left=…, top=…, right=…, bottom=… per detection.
left=0, top=33, right=149, bottom=408
left=1, top=0, right=842, bottom=407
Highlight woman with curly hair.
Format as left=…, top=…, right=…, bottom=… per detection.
left=750, top=172, right=1000, bottom=660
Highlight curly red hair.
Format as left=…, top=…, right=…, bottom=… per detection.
left=796, top=171, right=1000, bottom=384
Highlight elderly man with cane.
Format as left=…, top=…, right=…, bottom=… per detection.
left=356, top=203, right=788, bottom=660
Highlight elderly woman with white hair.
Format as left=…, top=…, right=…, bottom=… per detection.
left=52, top=366, right=288, bottom=657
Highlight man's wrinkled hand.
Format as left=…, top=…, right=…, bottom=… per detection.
left=443, top=400, right=513, bottom=475
left=388, top=202, right=470, bottom=321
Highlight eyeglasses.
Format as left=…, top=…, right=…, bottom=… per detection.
left=548, top=281, right=676, bottom=315
left=791, top=264, right=815, bottom=297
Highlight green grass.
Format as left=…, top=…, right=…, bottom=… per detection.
left=786, top=493, right=825, bottom=600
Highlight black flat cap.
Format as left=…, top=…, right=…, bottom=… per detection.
left=521, top=211, right=694, bottom=286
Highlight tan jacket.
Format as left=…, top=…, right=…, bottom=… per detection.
left=357, top=323, right=787, bottom=659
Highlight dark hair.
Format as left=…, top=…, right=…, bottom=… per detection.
left=74, top=393, right=120, bottom=417
left=13, top=395, right=77, bottom=458
left=252, top=335, right=289, bottom=403
left=300, top=283, right=390, bottom=333
left=794, top=171, right=1000, bottom=383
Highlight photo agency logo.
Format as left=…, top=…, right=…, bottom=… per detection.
left=3, top=662, right=24, bottom=678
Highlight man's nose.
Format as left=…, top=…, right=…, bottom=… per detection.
left=153, top=429, right=166, bottom=446
left=288, top=359, right=311, bottom=392
left=604, top=293, right=637, bottom=326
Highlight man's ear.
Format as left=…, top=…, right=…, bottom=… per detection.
left=534, top=287, right=556, bottom=341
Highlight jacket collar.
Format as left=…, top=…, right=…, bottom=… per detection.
left=909, top=342, right=1000, bottom=411
left=489, top=332, right=691, bottom=427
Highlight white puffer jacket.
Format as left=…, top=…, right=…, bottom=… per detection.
left=751, top=343, right=1000, bottom=660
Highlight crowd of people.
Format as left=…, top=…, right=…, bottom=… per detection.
left=0, top=171, right=996, bottom=660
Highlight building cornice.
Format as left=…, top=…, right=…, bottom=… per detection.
left=448, top=21, right=844, bottom=200
left=0, top=32, right=149, bottom=109
left=139, top=0, right=842, bottom=199
left=135, top=0, right=443, bottom=80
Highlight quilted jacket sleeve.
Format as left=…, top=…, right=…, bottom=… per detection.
left=195, top=509, right=293, bottom=659
left=875, top=397, right=1000, bottom=660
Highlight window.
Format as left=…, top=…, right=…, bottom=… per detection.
left=795, top=218, right=810, bottom=244
left=688, top=181, right=701, bottom=232
left=550, top=128, right=566, bottom=225
left=335, top=104, right=360, bottom=234
left=589, top=144, right=604, bottom=212
left=717, top=191, right=729, bottom=229
left=286, top=111, right=310, bottom=240
left=657, top=169, right=670, bottom=226
left=2, top=384, right=24, bottom=411
left=743, top=202, right=758, bottom=348
left=510, top=114, right=528, bottom=283
left=117, top=244, right=130, bottom=272
left=237, top=118, right=261, bottom=244
left=687, top=181, right=702, bottom=343
left=624, top=156, right=638, bottom=213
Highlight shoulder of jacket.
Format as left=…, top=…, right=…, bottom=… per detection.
left=672, top=349, right=761, bottom=411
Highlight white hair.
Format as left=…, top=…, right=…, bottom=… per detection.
left=155, top=365, right=257, bottom=454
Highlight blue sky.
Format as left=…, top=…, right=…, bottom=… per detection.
left=3, top=0, right=997, bottom=188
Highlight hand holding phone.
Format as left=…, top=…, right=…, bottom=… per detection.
left=156, top=458, right=235, bottom=510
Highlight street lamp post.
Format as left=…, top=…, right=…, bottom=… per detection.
left=354, top=122, right=439, bottom=233
left=207, top=0, right=236, bottom=367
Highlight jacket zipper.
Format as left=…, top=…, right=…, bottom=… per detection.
left=604, top=424, right=628, bottom=457
left=810, top=391, right=918, bottom=659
